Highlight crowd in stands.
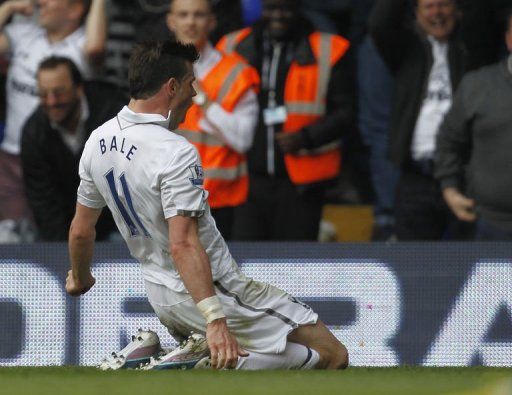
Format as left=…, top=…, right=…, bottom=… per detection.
left=0, top=0, right=512, bottom=243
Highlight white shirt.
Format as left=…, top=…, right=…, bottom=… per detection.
left=2, top=19, right=92, bottom=154
left=411, top=37, right=452, bottom=160
left=77, top=106, right=236, bottom=292
left=195, top=42, right=258, bottom=154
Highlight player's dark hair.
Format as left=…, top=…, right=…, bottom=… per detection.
left=38, top=56, right=83, bottom=86
left=128, top=40, right=199, bottom=100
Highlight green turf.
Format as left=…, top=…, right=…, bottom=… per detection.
left=0, top=367, right=511, bottom=395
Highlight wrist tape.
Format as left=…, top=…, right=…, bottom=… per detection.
left=196, top=295, right=226, bottom=324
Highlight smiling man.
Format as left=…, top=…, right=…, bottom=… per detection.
left=20, top=56, right=122, bottom=241
left=415, top=0, right=458, bottom=42
left=369, top=0, right=492, bottom=241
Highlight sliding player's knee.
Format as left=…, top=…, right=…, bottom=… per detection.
left=331, top=343, right=349, bottom=369
left=323, top=342, right=348, bottom=369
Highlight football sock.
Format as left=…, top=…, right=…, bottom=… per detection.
left=236, top=341, right=320, bottom=370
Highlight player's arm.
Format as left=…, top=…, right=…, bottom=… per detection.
left=168, top=215, right=248, bottom=369
left=66, top=202, right=102, bottom=296
left=169, top=215, right=216, bottom=301
left=0, top=0, right=34, bottom=54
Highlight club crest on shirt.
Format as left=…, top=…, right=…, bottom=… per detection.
left=288, top=295, right=312, bottom=310
left=188, top=164, right=204, bottom=188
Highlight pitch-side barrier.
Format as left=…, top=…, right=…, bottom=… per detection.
left=0, top=242, right=510, bottom=366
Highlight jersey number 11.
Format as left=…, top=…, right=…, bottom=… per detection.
left=105, top=168, right=151, bottom=238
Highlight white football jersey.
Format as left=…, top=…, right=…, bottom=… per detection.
left=77, top=106, right=236, bottom=292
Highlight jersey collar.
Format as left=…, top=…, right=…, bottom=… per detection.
left=117, top=106, right=172, bottom=129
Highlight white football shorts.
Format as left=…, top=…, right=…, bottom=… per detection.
left=144, top=268, right=318, bottom=354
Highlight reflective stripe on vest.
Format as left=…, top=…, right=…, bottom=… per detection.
left=222, top=33, right=238, bottom=55
left=175, top=128, right=223, bottom=147
left=217, top=62, right=247, bottom=104
left=296, top=140, right=340, bottom=156
left=286, top=102, right=326, bottom=116
left=205, top=162, right=248, bottom=180
left=218, top=28, right=252, bottom=55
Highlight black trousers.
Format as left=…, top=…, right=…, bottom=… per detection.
left=233, top=176, right=324, bottom=241
left=395, top=166, right=473, bottom=240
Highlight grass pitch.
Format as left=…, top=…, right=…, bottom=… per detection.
left=0, top=367, right=511, bottom=395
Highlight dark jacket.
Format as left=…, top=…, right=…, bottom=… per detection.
left=369, top=0, right=493, bottom=167
left=224, top=20, right=355, bottom=181
left=21, top=82, right=124, bottom=241
left=435, top=60, right=512, bottom=229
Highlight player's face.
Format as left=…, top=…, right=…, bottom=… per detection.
left=416, top=0, right=458, bottom=42
left=167, top=0, right=215, bottom=49
left=169, top=63, right=197, bottom=129
left=262, top=0, right=299, bottom=40
left=38, top=0, right=81, bottom=31
left=37, top=64, right=82, bottom=126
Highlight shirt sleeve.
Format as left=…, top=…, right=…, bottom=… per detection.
left=76, top=142, right=106, bottom=209
left=161, top=143, right=208, bottom=219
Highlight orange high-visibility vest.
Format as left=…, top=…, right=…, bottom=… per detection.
left=174, top=54, right=259, bottom=208
left=218, top=29, right=349, bottom=185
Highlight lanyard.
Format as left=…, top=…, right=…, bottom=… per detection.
left=261, top=36, right=294, bottom=175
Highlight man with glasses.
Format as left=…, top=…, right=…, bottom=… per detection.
left=20, top=56, right=122, bottom=240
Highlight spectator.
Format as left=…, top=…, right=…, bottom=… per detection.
left=435, top=9, right=512, bottom=240
left=167, top=0, right=259, bottom=240
left=0, top=0, right=106, bottom=242
left=217, top=0, right=355, bottom=241
left=369, top=0, right=491, bottom=240
left=20, top=57, right=122, bottom=241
